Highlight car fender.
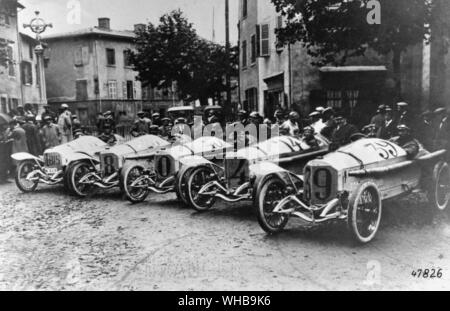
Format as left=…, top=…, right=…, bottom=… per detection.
left=11, top=152, right=43, bottom=164
left=65, top=152, right=100, bottom=166
left=250, top=161, right=303, bottom=203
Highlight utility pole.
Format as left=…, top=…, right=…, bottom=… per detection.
left=225, top=0, right=232, bottom=120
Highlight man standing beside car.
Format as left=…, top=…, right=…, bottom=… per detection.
left=41, top=116, right=62, bottom=149
left=58, top=104, right=73, bottom=143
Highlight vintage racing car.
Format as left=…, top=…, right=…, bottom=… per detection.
left=67, top=135, right=172, bottom=197
left=254, top=138, right=450, bottom=244
left=12, top=136, right=122, bottom=193
left=121, top=136, right=232, bottom=204
left=185, top=134, right=330, bottom=212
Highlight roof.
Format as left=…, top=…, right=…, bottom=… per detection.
left=320, top=66, right=387, bottom=73
left=43, top=27, right=136, bottom=41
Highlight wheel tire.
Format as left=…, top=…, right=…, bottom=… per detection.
left=68, top=161, right=96, bottom=197
left=15, top=160, right=39, bottom=193
left=187, top=166, right=217, bottom=212
left=255, top=177, right=289, bottom=234
left=175, top=170, right=191, bottom=206
left=427, top=162, right=450, bottom=212
left=347, top=182, right=382, bottom=244
left=122, top=164, right=150, bottom=204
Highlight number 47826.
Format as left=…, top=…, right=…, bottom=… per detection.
left=411, top=269, right=443, bottom=279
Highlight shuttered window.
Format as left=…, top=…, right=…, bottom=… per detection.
left=21, top=61, right=33, bottom=85
left=241, top=40, right=247, bottom=69
left=251, top=35, right=256, bottom=64
left=7, top=45, right=15, bottom=76
left=260, top=24, right=270, bottom=57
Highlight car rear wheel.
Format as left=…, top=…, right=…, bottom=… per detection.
left=15, top=160, right=39, bottom=193
left=69, top=161, right=96, bottom=197
left=122, top=164, right=150, bottom=204
left=428, top=162, right=450, bottom=212
left=348, top=182, right=382, bottom=244
left=187, top=166, right=217, bottom=212
left=255, top=177, right=290, bottom=234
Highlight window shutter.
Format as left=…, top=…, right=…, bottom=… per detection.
left=241, top=40, right=247, bottom=68
left=260, top=24, right=270, bottom=57
left=74, top=47, right=82, bottom=66
left=256, top=25, right=261, bottom=56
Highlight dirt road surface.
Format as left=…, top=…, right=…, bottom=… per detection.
left=1, top=181, right=449, bottom=291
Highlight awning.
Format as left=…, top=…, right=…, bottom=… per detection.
left=263, top=72, right=284, bottom=91
left=320, top=66, right=387, bottom=73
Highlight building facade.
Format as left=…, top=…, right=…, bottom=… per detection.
left=238, top=0, right=428, bottom=127
left=44, top=18, right=178, bottom=126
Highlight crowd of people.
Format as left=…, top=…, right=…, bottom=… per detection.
left=1, top=101, right=450, bottom=184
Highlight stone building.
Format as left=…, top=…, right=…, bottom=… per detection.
left=43, top=18, right=178, bottom=126
left=0, top=0, right=44, bottom=115
left=238, top=0, right=428, bottom=127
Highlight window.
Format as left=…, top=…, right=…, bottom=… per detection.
left=126, top=81, right=134, bottom=100
left=242, top=0, right=248, bottom=18
left=76, top=80, right=88, bottom=101
left=21, top=61, right=33, bottom=85
left=7, top=45, right=15, bottom=77
left=108, top=80, right=117, bottom=99
left=0, top=14, right=10, bottom=26
left=245, top=88, right=258, bottom=112
left=259, top=24, right=270, bottom=57
left=106, top=48, right=116, bottom=66
left=29, top=44, right=34, bottom=60
left=241, top=40, right=247, bottom=69
left=1, top=96, right=6, bottom=113
left=251, top=35, right=257, bottom=64
left=74, top=46, right=83, bottom=66
left=124, top=50, right=132, bottom=67
left=275, top=16, right=284, bottom=52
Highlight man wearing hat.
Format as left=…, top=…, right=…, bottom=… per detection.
left=41, top=105, right=56, bottom=124
left=370, top=105, right=386, bottom=132
left=281, top=111, right=301, bottom=137
left=22, top=114, right=42, bottom=156
left=238, top=110, right=249, bottom=127
left=330, top=114, right=358, bottom=151
left=320, top=108, right=337, bottom=140
left=152, top=112, right=162, bottom=127
left=378, top=107, right=396, bottom=139
left=98, top=124, right=117, bottom=146
left=396, top=102, right=411, bottom=127
left=309, top=111, right=325, bottom=134
left=302, top=126, right=320, bottom=150
left=391, top=125, right=420, bottom=160
left=58, top=103, right=73, bottom=143
left=417, top=110, right=434, bottom=150
left=159, top=117, right=173, bottom=139
left=274, top=110, right=285, bottom=126
left=8, top=118, right=28, bottom=155
left=433, top=108, right=450, bottom=152
left=131, top=111, right=150, bottom=137
left=41, top=116, right=61, bottom=149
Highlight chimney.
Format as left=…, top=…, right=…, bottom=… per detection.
left=98, top=18, right=110, bottom=30
left=134, top=24, right=146, bottom=33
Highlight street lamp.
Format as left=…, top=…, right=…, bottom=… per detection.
left=23, top=11, right=52, bottom=110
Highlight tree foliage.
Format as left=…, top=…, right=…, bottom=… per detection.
left=130, top=10, right=238, bottom=104
left=272, top=0, right=432, bottom=66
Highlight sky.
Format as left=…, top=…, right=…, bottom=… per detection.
left=18, top=0, right=239, bottom=44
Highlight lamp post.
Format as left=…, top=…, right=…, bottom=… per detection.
left=23, top=11, right=52, bottom=111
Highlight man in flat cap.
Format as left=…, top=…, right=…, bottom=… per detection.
left=131, top=111, right=150, bottom=137
left=391, top=125, right=420, bottom=160
left=370, top=105, right=386, bottom=133
left=41, top=105, right=56, bottom=125
left=396, top=102, right=411, bottom=127
left=330, top=114, right=358, bottom=151
left=378, top=107, right=396, bottom=140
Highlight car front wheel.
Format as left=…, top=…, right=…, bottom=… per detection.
left=347, top=182, right=382, bottom=244
left=428, top=162, right=450, bottom=212
left=255, top=177, right=290, bottom=234
left=15, top=160, right=39, bottom=193
left=187, top=166, right=217, bottom=212
left=68, top=161, right=96, bottom=197
left=122, top=164, right=150, bottom=204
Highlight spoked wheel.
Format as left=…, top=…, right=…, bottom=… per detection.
left=255, top=177, right=290, bottom=234
left=187, top=166, right=217, bottom=212
left=69, top=161, right=96, bottom=197
left=348, top=182, right=382, bottom=244
left=15, top=160, right=39, bottom=193
left=122, top=165, right=150, bottom=203
left=428, top=162, right=450, bottom=212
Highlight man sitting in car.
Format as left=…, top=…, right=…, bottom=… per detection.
left=99, top=124, right=117, bottom=146
left=330, top=115, right=358, bottom=151
left=302, top=126, right=320, bottom=150
left=390, top=125, right=420, bottom=160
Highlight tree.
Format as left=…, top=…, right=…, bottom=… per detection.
left=130, top=10, right=238, bottom=106
left=272, top=0, right=433, bottom=98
